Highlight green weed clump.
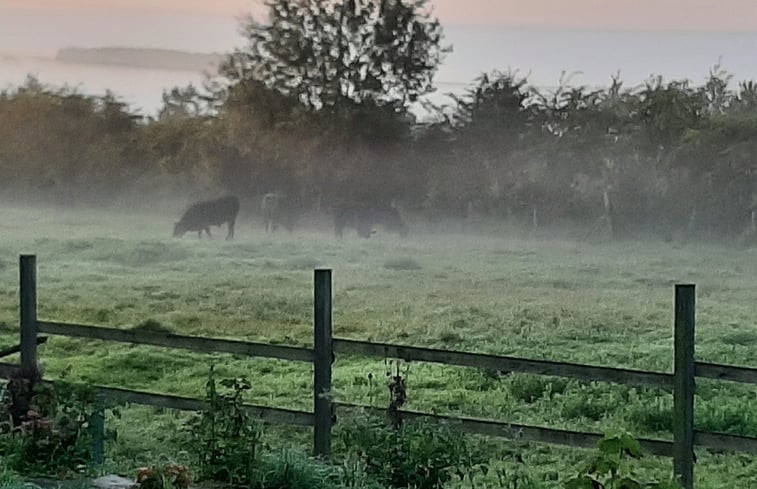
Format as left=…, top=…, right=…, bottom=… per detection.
left=0, top=467, right=20, bottom=489
left=185, top=365, right=262, bottom=486
left=131, top=319, right=174, bottom=334
left=563, top=432, right=682, bottom=489
left=184, top=367, right=381, bottom=489
left=337, top=413, right=486, bottom=489
left=0, top=372, right=112, bottom=478
left=506, top=374, right=568, bottom=404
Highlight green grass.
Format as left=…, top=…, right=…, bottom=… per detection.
left=1, top=204, right=757, bottom=487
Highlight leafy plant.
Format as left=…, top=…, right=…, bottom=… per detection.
left=185, top=365, right=263, bottom=486
left=563, top=432, right=682, bottom=489
left=0, top=370, right=111, bottom=477
left=338, top=413, right=486, bottom=489
left=255, top=449, right=342, bottom=489
left=137, top=463, right=191, bottom=489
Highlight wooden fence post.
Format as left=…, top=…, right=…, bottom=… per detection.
left=19, top=255, right=39, bottom=374
left=313, top=268, right=334, bottom=458
left=673, top=284, right=695, bottom=489
left=92, top=391, right=106, bottom=466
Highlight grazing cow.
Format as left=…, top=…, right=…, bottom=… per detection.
left=173, top=195, right=240, bottom=239
left=261, top=192, right=295, bottom=233
left=334, top=202, right=409, bottom=239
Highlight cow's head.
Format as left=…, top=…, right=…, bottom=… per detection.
left=173, top=221, right=186, bottom=238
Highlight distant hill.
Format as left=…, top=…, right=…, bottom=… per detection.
left=55, top=47, right=224, bottom=72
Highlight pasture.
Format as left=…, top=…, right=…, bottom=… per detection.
left=1, top=204, right=756, bottom=487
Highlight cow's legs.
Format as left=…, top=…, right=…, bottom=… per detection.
left=205, top=227, right=213, bottom=239
left=227, top=219, right=235, bottom=240
left=197, top=230, right=202, bottom=239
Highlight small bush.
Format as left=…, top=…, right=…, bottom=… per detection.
left=255, top=450, right=340, bottom=489
left=697, top=399, right=757, bottom=436
left=0, top=467, right=20, bottom=488
left=337, top=413, right=485, bottom=489
left=131, top=319, right=174, bottom=334
left=563, top=431, right=682, bottom=489
left=626, top=401, right=673, bottom=434
left=506, top=374, right=568, bottom=404
left=383, top=258, right=422, bottom=271
left=137, top=463, right=191, bottom=489
left=185, top=366, right=262, bottom=486
left=559, top=395, right=611, bottom=422
left=0, top=372, right=112, bottom=477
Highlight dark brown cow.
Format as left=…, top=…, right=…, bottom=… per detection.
left=173, top=195, right=240, bottom=239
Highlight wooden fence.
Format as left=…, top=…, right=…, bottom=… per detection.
left=2, top=255, right=757, bottom=488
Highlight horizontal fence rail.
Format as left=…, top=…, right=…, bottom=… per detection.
left=334, top=338, right=674, bottom=389
left=38, top=321, right=313, bottom=363
left=0, top=361, right=314, bottom=427
left=336, top=402, right=675, bottom=457
left=695, top=362, right=757, bottom=385
left=3, top=362, right=756, bottom=457
left=0, top=336, right=47, bottom=359
left=694, top=431, right=757, bottom=455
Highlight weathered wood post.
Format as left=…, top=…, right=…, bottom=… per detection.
left=92, top=391, right=106, bottom=466
left=673, top=284, right=696, bottom=489
left=313, top=268, right=334, bottom=458
left=19, top=255, right=39, bottom=374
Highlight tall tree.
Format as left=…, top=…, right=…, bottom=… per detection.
left=219, top=0, right=447, bottom=114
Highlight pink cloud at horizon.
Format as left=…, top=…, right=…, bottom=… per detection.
left=5, top=0, right=757, bottom=31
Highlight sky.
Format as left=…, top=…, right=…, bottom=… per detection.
left=5, top=0, right=757, bottom=31
left=3, top=0, right=757, bottom=115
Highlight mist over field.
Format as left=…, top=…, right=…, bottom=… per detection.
left=2, top=1, right=757, bottom=487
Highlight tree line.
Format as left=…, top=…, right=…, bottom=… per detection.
left=1, top=0, right=756, bottom=242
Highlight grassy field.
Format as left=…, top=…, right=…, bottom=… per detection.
left=1, top=204, right=756, bottom=487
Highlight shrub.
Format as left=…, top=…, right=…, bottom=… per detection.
left=506, top=374, right=568, bottom=404
left=337, top=413, right=485, bottom=489
left=0, top=371, right=111, bottom=477
left=563, top=431, right=682, bottom=489
left=626, top=400, right=673, bottom=434
left=131, top=319, right=174, bottom=334
left=137, top=463, right=191, bottom=489
left=184, top=365, right=262, bottom=486
left=255, top=449, right=341, bottom=489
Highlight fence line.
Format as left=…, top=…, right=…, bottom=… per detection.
left=37, top=320, right=313, bottom=363
left=335, top=402, right=675, bottom=457
left=3, top=255, right=757, bottom=488
left=333, top=338, right=674, bottom=388
left=695, top=362, right=757, bottom=385
left=0, top=361, right=313, bottom=426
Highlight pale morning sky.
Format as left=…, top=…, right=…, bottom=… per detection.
left=5, top=0, right=757, bottom=31
left=3, top=0, right=757, bottom=115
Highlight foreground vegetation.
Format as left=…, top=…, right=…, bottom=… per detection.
left=0, top=205, right=756, bottom=487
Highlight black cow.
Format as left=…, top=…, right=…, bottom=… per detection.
left=334, top=203, right=409, bottom=239
left=173, top=195, right=240, bottom=239
left=261, top=192, right=295, bottom=233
